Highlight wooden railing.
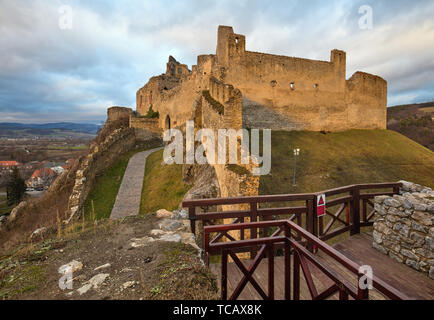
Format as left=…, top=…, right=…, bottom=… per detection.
left=204, top=220, right=408, bottom=300
left=183, top=182, right=402, bottom=262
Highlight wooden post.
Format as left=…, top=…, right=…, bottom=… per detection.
left=284, top=224, right=291, bottom=300
left=268, top=243, right=274, bottom=300
left=250, top=202, right=258, bottom=259
left=357, top=274, right=370, bottom=300
left=222, top=250, right=228, bottom=300
left=188, top=207, right=196, bottom=235
left=339, top=289, right=349, bottom=300
left=293, top=251, right=300, bottom=300
left=204, top=225, right=210, bottom=266
left=351, top=187, right=360, bottom=236
left=306, top=199, right=315, bottom=252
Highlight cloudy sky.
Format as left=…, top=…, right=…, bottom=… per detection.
left=1, top=0, right=433, bottom=123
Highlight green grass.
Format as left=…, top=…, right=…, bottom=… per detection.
left=0, top=264, right=46, bottom=299
left=0, top=196, right=14, bottom=216
left=140, top=150, right=192, bottom=214
left=259, top=130, right=434, bottom=196
left=47, top=145, right=88, bottom=150
left=83, top=149, right=146, bottom=220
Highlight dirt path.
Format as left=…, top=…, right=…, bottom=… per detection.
left=110, top=147, right=163, bottom=219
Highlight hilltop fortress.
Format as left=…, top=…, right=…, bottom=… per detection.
left=135, top=26, right=387, bottom=133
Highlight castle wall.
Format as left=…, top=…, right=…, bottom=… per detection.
left=136, top=25, right=387, bottom=136
left=346, top=72, right=387, bottom=129
left=107, top=106, right=132, bottom=126
left=214, top=26, right=385, bottom=131
left=129, top=116, right=163, bottom=141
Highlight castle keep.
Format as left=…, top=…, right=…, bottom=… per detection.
left=136, top=26, right=387, bottom=133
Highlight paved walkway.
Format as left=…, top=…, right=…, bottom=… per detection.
left=110, top=147, right=163, bottom=219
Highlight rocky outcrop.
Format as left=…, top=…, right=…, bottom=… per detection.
left=182, top=164, right=220, bottom=212
left=372, top=181, right=434, bottom=279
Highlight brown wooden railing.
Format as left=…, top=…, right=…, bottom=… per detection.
left=204, top=220, right=408, bottom=300
left=183, top=182, right=402, bottom=263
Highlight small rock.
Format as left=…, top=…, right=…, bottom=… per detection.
left=373, top=230, right=383, bottom=244
left=406, top=259, right=419, bottom=270
left=159, top=219, right=183, bottom=231
left=77, top=283, right=92, bottom=295
left=89, top=273, right=109, bottom=288
left=122, top=281, right=136, bottom=289
left=388, top=251, right=404, bottom=263
left=94, top=263, right=111, bottom=271
left=400, top=249, right=419, bottom=261
left=130, top=236, right=155, bottom=248
left=30, top=227, right=47, bottom=239
left=150, top=229, right=165, bottom=236
left=384, top=198, right=400, bottom=208
left=374, top=195, right=389, bottom=204
left=412, top=211, right=432, bottom=226
left=156, top=209, right=174, bottom=219
left=59, top=260, right=83, bottom=275
left=159, top=233, right=182, bottom=243
left=373, top=242, right=388, bottom=255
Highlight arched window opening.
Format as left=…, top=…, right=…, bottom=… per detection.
left=165, top=115, right=171, bottom=130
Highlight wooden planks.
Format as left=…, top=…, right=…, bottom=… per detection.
left=209, top=232, right=433, bottom=300
left=331, top=233, right=434, bottom=300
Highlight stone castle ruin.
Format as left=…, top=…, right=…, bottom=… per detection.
left=135, top=25, right=387, bottom=134
left=132, top=25, right=388, bottom=202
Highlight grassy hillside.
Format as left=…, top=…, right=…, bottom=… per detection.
left=140, top=150, right=191, bottom=214
left=259, top=130, right=434, bottom=196
left=387, top=101, right=434, bottom=151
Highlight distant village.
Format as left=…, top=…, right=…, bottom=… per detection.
left=0, top=159, right=75, bottom=192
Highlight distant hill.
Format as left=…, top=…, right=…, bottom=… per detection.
left=0, top=122, right=101, bottom=138
left=387, top=101, right=434, bottom=151
left=260, top=130, right=434, bottom=198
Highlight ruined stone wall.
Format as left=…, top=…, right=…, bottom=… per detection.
left=214, top=26, right=386, bottom=131
left=107, top=106, right=132, bottom=126
left=372, top=181, right=434, bottom=279
left=137, top=73, right=201, bottom=130
left=200, top=77, right=258, bottom=203
left=66, top=127, right=137, bottom=222
left=130, top=115, right=161, bottom=132
left=66, top=108, right=163, bottom=222
left=136, top=75, right=181, bottom=115
left=346, top=72, right=387, bottom=129
left=136, top=26, right=387, bottom=133
left=130, top=116, right=163, bottom=145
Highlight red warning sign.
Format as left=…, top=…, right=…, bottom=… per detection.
left=317, top=194, right=326, bottom=217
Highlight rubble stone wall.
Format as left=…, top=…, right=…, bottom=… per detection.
left=373, top=181, right=434, bottom=279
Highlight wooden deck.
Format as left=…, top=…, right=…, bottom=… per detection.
left=209, top=233, right=434, bottom=300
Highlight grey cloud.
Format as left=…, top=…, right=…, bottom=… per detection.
left=0, top=0, right=433, bottom=123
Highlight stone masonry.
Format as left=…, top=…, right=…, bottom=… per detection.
left=372, top=181, right=434, bottom=279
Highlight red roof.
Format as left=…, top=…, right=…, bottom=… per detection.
left=0, top=161, right=22, bottom=167
left=31, top=168, right=55, bottom=178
